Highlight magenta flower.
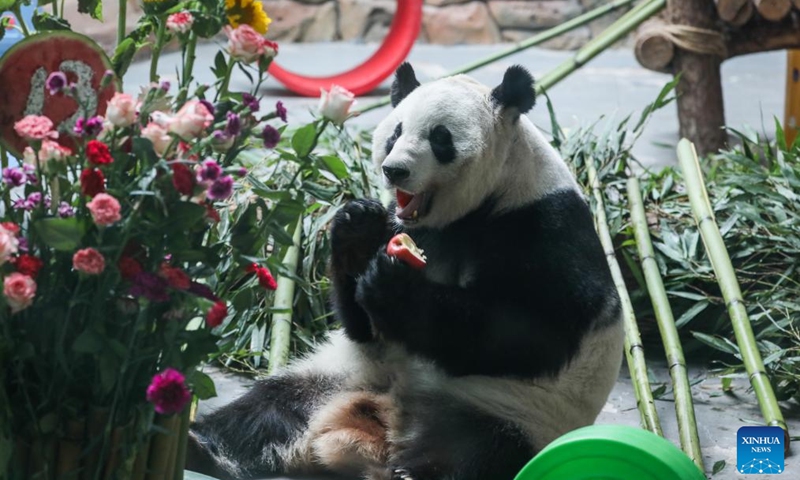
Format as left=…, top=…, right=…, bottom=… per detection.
left=207, top=175, right=233, bottom=200
left=129, top=272, right=170, bottom=302
left=262, top=125, right=280, bottom=148
left=225, top=111, right=241, bottom=136
left=58, top=202, right=75, bottom=218
left=242, top=93, right=259, bottom=113
left=74, top=116, right=104, bottom=137
left=23, top=165, right=37, bottom=185
left=146, top=368, right=191, bottom=415
left=276, top=101, right=287, bottom=122
left=199, top=99, right=215, bottom=116
left=2, top=168, right=25, bottom=187
left=46, top=71, right=68, bottom=95
left=197, top=159, right=222, bottom=183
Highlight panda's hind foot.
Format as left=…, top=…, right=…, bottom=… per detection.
left=331, top=199, right=392, bottom=276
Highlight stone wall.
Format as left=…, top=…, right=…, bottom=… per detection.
left=264, top=0, right=629, bottom=49
left=62, top=0, right=630, bottom=52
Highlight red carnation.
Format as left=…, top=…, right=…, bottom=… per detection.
left=206, top=301, right=228, bottom=328
left=86, top=140, right=113, bottom=165
left=171, top=163, right=195, bottom=196
left=146, top=368, right=191, bottom=415
left=1, top=222, right=19, bottom=235
left=159, top=263, right=191, bottom=290
left=204, top=203, right=220, bottom=223
left=14, top=254, right=43, bottom=278
left=246, top=263, right=278, bottom=290
left=80, top=168, right=105, bottom=197
left=118, top=256, right=143, bottom=280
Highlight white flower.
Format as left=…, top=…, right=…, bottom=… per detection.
left=166, top=12, right=194, bottom=35
left=106, top=92, right=137, bottom=127
left=318, top=85, right=356, bottom=126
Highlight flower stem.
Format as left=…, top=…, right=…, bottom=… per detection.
left=176, top=32, right=197, bottom=107
left=117, top=0, right=127, bottom=47
left=216, top=60, right=236, bottom=102
left=12, top=5, right=31, bottom=37
left=0, top=144, right=8, bottom=170
left=149, top=16, right=168, bottom=83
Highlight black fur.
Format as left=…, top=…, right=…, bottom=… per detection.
left=387, top=390, right=533, bottom=480
left=355, top=189, right=619, bottom=378
left=385, top=122, right=403, bottom=155
left=329, top=199, right=396, bottom=343
left=490, top=65, right=536, bottom=114
left=187, top=374, right=341, bottom=479
left=390, top=63, right=421, bottom=108
left=429, top=125, right=456, bottom=164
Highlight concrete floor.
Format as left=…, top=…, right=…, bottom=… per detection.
left=128, top=43, right=794, bottom=479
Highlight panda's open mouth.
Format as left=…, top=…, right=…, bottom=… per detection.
left=396, top=189, right=432, bottom=222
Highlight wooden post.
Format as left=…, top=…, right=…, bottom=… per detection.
left=785, top=50, right=800, bottom=145
left=668, top=0, right=727, bottom=156
left=715, top=0, right=755, bottom=26
left=754, top=0, right=792, bottom=21
left=635, top=18, right=675, bottom=72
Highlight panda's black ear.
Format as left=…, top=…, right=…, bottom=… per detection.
left=391, top=63, right=420, bottom=108
left=491, top=65, right=536, bottom=114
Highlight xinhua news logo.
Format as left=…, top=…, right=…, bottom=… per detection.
left=737, top=426, right=785, bottom=475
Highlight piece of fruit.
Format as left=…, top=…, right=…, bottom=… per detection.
left=386, top=233, right=426, bottom=270
left=0, top=31, right=119, bottom=156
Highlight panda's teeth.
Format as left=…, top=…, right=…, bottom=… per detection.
left=412, top=210, right=418, bottom=220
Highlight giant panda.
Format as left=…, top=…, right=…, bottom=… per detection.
left=186, top=64, right=624, bottom=480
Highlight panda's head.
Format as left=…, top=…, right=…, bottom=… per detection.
left=372, top=63, right=537, bottom=229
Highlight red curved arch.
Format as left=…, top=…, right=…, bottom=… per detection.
left=268, top=0, right=423, bottom=97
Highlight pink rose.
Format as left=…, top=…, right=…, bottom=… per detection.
left=86, top=193, right=122, bottom=226
left=167, top=11, right=194, bottom=35
left=14, top=115, right=58, bottom=141
left=72, top=248, right=105, bottom=275
left=141, top=122, right=172, bottom=156
left=225, top=25, right=268, bottom=64
left=168, top=100, right=213, bottom=140
left=318, top=85, right=355, bottom=126
left=3, top=272, right=36, bottom=313
left=0, top=225, right=19, bottom=266
left=106, top=92, right=137, bottom=127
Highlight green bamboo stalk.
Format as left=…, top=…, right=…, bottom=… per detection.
left=355, top=0, right=638, bottom=114
left=535, top=0, right=666, bottom=94
left=676, top=139, right=790, bottom=442
left=267, top=219, right=303, bottom=374
left=117, top=0, right=127, bottom=47
left=627, top=175, right=704, bottom=470
left=587, top=162, right=663, bottom=436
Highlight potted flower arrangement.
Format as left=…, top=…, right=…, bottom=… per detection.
left=0, top=0, right=350, bottom=478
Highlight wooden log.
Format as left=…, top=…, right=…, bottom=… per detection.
left=635, top=18, right=675, bottom=72
left=715, top=0, right=749, bottom=21
left=754, top=0, right=792, bottom=21
left=668, top=0, right=727, bottom=156
left=728, top=18, right=800, bottom=56
left=56, top=419, right=85, bottom=480
left=729, top=0, right=755, bottom=26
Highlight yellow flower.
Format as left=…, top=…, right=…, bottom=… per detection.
left=226, top=0, right=272, bottom=35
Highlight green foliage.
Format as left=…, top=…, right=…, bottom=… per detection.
left=31, top=11, right=70, bottom=31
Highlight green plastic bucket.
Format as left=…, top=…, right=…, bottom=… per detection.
left=515, top=425, right=706, bottom=480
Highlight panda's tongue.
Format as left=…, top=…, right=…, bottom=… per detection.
left=396, top=190, right=425, bottom=220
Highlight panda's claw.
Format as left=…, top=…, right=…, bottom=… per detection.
left=330, top=199, right=392, bottom=276
left=392, top=468, right=415, bottom=480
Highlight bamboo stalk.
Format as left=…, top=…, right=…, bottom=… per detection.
left=677, top=138, right=790, bottom=448
left=587, top=162, right=663, bottom=436
left=627, top=176, right=704, bottom=470
left=354, top=0, right=638, bottom=114
left=80, top=407, right=110, bottom=480
left=56, top=419, right=85, bottom=480
left=536, top=0, right=667, bottom=94
left=145, top=415, right=179, bottom=480
left=131, top=436, right=150, bottom=480
left=13, top=437, right=29, bottom=479
left=171, top=407, right=191, bottom=480
left=268, top=219, right=303, bottom=374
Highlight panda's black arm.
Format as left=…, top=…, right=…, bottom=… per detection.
left=356, top=251, right=586, bottom=378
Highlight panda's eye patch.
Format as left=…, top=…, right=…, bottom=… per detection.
left=385, top=122, right=403, bottom=155
left=429, top=125, right=455, bottom=164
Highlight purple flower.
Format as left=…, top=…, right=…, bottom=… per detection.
left=73, top=116, right=104, bottom=137
left=43, top=195, right=51, bottom=208
left=189, top=281, right=219, bottom=301
left=17, top=237, right=28, bottom=253
left=225, top=111, right=241, bottom=137
left=207, top=175, right=233, bottom=200
left=146, top=368, right=191, bottom=415
left=237, top=167, right=248, bottom=178
left=58, top=201, right=75, bottom=218
left=12, top=198, right=27, bottom=210
left=276, top=101, right=287, bottom=123
left=2, top=167, right=25, bottom=187
left=199, top=99, right=215, bottom=116
left=26, top=192, right=41, bottom=206
left=160, top=80, right=171, bottom=92
left=129, top=272, right=170, bottom=302
left=242, top=93, right=260, bottom=113
left=262, top=124, right=280, bottom=149
left=197, top=159, right=222, bottom=183
left=46, top=71, right=68, bottom=95
left=23, top=165, right=37, bottom=185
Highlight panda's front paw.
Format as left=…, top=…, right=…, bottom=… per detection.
left=330, top=199, right=392, bottom=277
left=355, top=251, right=423, bottom=340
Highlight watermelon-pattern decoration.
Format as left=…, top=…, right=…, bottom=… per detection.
left=0, top=31, right=118, bottom=157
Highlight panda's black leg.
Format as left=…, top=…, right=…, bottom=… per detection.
left=186, top=373, right=341, bottom=479
left=386, top=393, right=534, bottom=480
left=330, top=198, right=395, bottom=342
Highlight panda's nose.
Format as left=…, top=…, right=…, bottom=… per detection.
left=382, top=165, right=410, bottom=184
